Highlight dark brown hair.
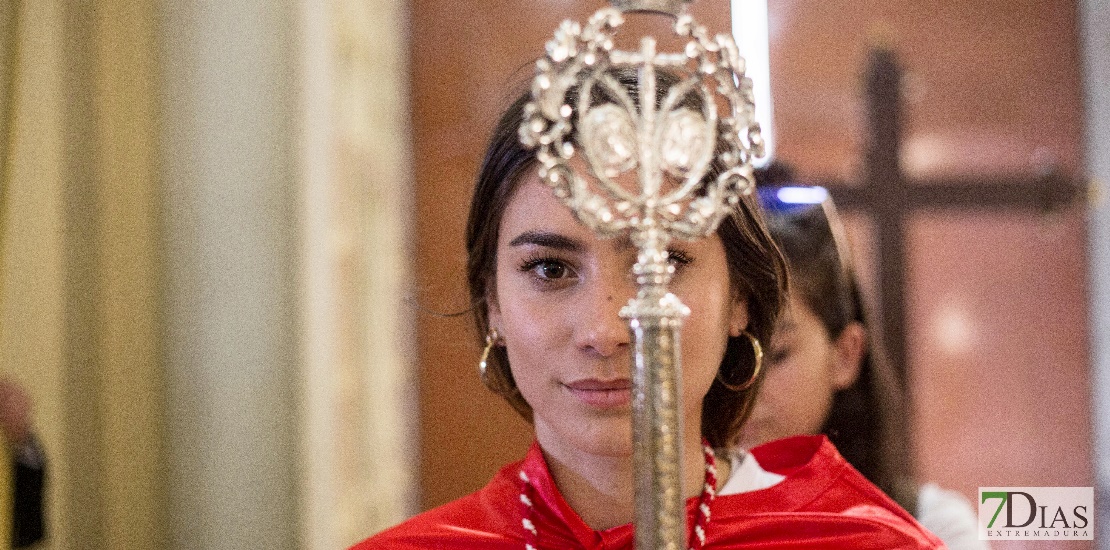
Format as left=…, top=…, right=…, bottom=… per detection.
left=465, top=69, right=789, bottom=450
left=756, top=162, right=919, bottom=514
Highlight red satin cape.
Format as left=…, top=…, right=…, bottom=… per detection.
left=352, top=435, right=945, bottom=549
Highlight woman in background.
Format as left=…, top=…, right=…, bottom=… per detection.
left=741, top=163, right=985, bottom=550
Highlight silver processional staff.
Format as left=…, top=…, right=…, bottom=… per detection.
left=519, top=1, right=764, bottom=549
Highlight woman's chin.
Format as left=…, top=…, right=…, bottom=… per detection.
left=572, top=425, right=635, bottom=458
left=737, top=424, right=774, bottom=450
left=535, top=415, right=633, bottom=458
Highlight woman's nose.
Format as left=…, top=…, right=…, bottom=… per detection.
left=573, top=271, right=633, bottom=357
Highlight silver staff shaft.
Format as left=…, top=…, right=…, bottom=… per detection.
left=629, top=307, right=686, bottom=550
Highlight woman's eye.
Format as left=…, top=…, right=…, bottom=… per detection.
left=520, top=258, right=575, bottom=281
left=667, top=250, right=692, bottom=268
left=537, top=262, right=567, bottom=279
left=767, top=346, right=791, bottom=366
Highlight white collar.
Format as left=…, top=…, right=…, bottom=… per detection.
left=717, top=450, right=785, bottom=496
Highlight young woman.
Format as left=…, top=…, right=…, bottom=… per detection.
left=353, top=75, right=943, bottom=549
left=739, top=163, right=985, bottom=550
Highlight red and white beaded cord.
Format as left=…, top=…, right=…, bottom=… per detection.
left=519, top=470, right=540, bottom=550
left=519, top=440, right=719, bottom=550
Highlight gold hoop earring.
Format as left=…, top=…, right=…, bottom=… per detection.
left=478, top=328, right=501, bottom=385
left=716, top=330, right=763, bottom=391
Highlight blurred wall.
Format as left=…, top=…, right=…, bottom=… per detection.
left=2, top=1, right=416, bottom=548
left=3, top=1, right=168, bottom=548
left=1082, top=0, right=1110, bottom=547
left=296, top=0, right=418, bottom=546
left=768, top=0, right=1085, bottom=181
left=161, top=0, right=417, bottom=548
left=1, top=0, right=68, bottom=547
left=159, top=1, right=301, bottom=548
left=72, top=1, right=166, bottom=547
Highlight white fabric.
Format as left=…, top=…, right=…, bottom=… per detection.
left=717, top=450, right=785, bottom=496
left=716, top=450, right=986, bottom=549
left=916, top=482, right=990, bottom=550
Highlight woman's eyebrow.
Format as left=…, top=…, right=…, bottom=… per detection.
left=508, top=230, right=583, bottom=251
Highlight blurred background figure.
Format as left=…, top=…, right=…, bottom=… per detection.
left=1, top=378, right=45, bottom=548
left=741, top=163, right=987, bottom=550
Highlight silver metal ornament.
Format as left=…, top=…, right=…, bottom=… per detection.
left=519, top=2, right=764, bottom=549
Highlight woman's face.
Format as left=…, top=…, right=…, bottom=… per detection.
left=738, top=294, right=864, bottom=448
left=488, top=171, right=748, bottom=459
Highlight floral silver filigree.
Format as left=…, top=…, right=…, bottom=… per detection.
left=519, top=8, right=764, bottom=244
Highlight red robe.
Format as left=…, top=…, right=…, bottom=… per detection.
left=353, top=435, right=945, bottom=549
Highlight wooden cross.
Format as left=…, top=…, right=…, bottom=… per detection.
left=822, top=48, right=1086, bottom=386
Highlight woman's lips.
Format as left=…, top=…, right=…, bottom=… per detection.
left=564, top=378, right=633, bottom=409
